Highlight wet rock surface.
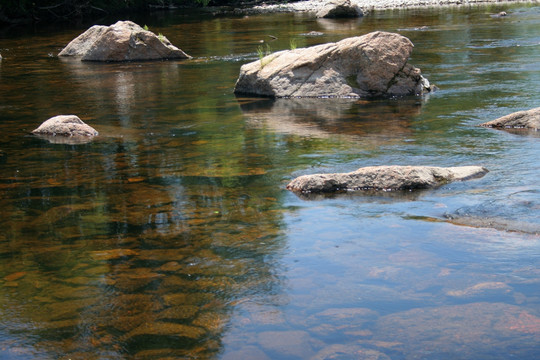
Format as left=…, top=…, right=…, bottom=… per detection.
left=58, top=20, right=191, bottom=62
left=234, top=31, right=434, bottom=98
left=287, top=165, right=488, bottom=193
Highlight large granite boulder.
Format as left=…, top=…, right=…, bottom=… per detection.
left=316, top=0, right=363, bottom=18
left=58, top=20, right=191, bottom=61
left=234, top=31, right=433, bottom=98
left=32, top=115, right=98, bottom=144
left=286, top=165, right=488, bottom=193
left=480, top=107, right=540, bottom=130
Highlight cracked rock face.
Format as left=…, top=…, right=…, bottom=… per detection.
left=234, top=31, right=433, bottom=98
left=58, top=20, right=191, bottom=62
left=286, top=165, right=489, bottom=193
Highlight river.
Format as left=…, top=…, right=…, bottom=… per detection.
left=0, top=3, right=539, bottom=359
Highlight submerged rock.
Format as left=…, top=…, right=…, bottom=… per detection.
left=313, top=344, right=390, bottom=360
left=480, top=107, right=540, bottom=131
left=445, top=189, right=540, bottom=234
left=316, top=0, right=363, bottom=18
left=286, top=165, right=488, bottom=193
left=234, top=31, right=434, bottom=98
left=490, top=11, right=508, bottom=18
left=32, top=115, right=98, bottom=144
left=374, top=303, right=540, bottom=358
left=58, top=20, right=191, bottom=62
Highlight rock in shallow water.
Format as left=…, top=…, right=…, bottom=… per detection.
left=32, top=115, right=97, bottom=137
left=58, top=20, right=191, bottom=62
left=286, top=165, right=488, bottom=193
left=32, top=115, right=98, bottom=144
left=234, top=31, right=434, bottom=98
left=480, top=107, right=540, bottom=131
left=316, top=0, right=364, bottom=18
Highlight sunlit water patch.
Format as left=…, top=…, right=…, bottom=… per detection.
left=0, top=3, right=539, bottom=359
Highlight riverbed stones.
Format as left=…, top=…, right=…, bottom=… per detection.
left=234, top=31, right=433, bottom=98
left=32, top=115, right=98, bottom=139
left=316, top=0, right=363, bottom=18
left=480, top=107, right=540, bottom=130
left=58, top=20, right=191, bottom=61
left=286, top=165, right=489, bottom=193
left=373, top=303, right=540, bottom=357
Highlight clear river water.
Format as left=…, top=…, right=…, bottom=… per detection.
left=0, top=3, right=539, bottom=359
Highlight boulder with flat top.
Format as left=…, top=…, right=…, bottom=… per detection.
left=286, top=165, right=488, bottom=193
left=58, top=20, right=191, bottom=62
left=234, top=31, right=433, bottom=98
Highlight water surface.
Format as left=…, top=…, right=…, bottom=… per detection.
left=0, top=4, right=539, bottom=359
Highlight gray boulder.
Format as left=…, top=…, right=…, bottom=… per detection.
left=480, top=107, right=540, bottom=130
left=58, top=20, right=191, bottom=62
left=234, top=31, right=434, bottom=98
left=316, top=0, right=363, bottom=18
left=32, top=115, right=98, bottom=143
left=286, top=165, right=488, bottom=193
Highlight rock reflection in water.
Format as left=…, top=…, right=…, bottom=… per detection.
left=59, top=58, right=183, bottom=119
left=238, top=97, right=426, bottom=155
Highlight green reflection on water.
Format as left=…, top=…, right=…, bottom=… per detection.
left=0, top=3, right=539, bottom=359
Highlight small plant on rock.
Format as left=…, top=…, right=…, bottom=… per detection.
left=257, top=43, right=274, bottom=69
left=289, top=38, right=297, bottom=50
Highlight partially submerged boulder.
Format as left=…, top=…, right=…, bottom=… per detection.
left=286, top=165, right=488, bottom=193
left=58, top=20, right=191, bottom=62
left=316, top=0, right=363, bottom=18
left=480, top=107, right=540, bottom=130
left=32, top=115, right=98, bottom=144
left=446, top=189, right=540, bottom=234
left=234, top=31, right=433, bottom=98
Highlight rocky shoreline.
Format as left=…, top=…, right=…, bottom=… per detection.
left=233, top=0, right=539, bottom=15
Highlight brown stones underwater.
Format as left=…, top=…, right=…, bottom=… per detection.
left=1, top=4, right=539, bottom=359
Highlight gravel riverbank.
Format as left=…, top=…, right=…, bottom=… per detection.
left=241, top=0, right=539, bottom=15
